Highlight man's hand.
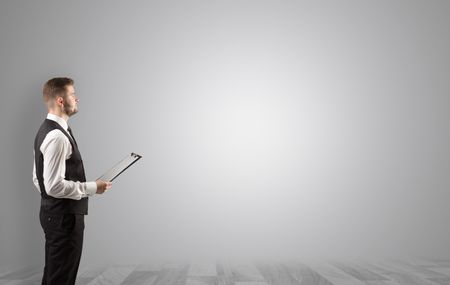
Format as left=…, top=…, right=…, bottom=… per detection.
left=95, top=180, right=112, bottom=194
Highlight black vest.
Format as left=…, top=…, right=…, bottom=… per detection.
left=34, top=119, right=89, bottom=215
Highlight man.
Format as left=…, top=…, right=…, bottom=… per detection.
left=32, top=77, right=112, bottom=285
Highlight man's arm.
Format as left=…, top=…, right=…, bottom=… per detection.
left=32, top=150, right=41, bottom=193
left=40, top=130, right=97, bottom=200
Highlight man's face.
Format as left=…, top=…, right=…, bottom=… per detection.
left=62, top=85, right=79, bottom=117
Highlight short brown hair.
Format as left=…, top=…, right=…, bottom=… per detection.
left=43, top=77, right=74, bottom=102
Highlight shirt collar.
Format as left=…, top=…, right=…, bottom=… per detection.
left=46, top=113, right=69, bottom=131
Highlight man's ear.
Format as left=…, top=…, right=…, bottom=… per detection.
left=56, top=96, right=64, bottom=106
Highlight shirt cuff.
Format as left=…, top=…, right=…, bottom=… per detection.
left=85, top=181, right=97, bottom=196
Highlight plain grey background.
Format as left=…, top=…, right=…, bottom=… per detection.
left=0, top=0, right=449, bottom=270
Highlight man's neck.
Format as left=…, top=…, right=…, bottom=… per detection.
left=48, top=110, right=69, bottom=122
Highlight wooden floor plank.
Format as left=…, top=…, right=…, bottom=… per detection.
left=426, top=259, right=450, bottom=268
left=76, top=267, right=108, bottom=285
left=404, top=258, right=444, bottom=268
left=185, top=276, right=218, bottom=285
left=255, top=262, right=301, bottom=285
left=426, top=277, right=450, bottom=285
left=229, top=262, right=266, bottom=282
left=216, top=260, right=234, bottom=285
left=8, top=258, right=450, bottom=285
left=357, top=260, right=396, bottom=276
left=382, top=271, right=437, bottom=285
left=364, top=281, right=403, bottom=285
left=1, top=272, right=42, bottom=285
left=86, top=266, right=136, bottom=285
left=0, top=266, right=41, bottom=281
left=422, top=266, right=450, bottom=277
left=152, top=263, right=189, bottom=285
left=187, top=261, right=217, bottom=277
left=0, top=266, right=22, bottom=279
left=307, top=261, right=368, bottom=285
left=382, top=259, right=449, bottom=279
left=185, top=260, right=218, bottom=285
left=362, top=260, right=437, bottom=285
left=77, top=277, right=97, bottom=285
left=283, top=262, right=334, bottom=285
left=120, top=271, right=159, bottom=285
left=234, top=281, right=268, bottom=285
left=329, top=262, right=389, bottom=281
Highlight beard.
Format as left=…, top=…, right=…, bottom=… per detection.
left=63, top=100, right=78, bottom=117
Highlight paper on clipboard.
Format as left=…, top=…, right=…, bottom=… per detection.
left=97, top=152, right=142, bottom=182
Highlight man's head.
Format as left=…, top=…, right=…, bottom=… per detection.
left=43, top=77, right=79, bottom=117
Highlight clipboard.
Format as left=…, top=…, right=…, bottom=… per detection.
left=97, top=152, right=142, bottom=182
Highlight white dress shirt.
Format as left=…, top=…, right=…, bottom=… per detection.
left=33, top=113, right=97, bottom=200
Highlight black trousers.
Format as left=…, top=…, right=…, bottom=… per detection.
left=39, top=209, right=85, bottom=285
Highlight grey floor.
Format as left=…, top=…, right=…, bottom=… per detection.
left=1, top=258, right=450, bottom=285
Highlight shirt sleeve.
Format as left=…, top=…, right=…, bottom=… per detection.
left=40, top=130, right=97, bottom=200
left=32, top=150, right=41, bottom=193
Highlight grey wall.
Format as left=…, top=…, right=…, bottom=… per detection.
left=1, top=0, right=449, bottom=269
